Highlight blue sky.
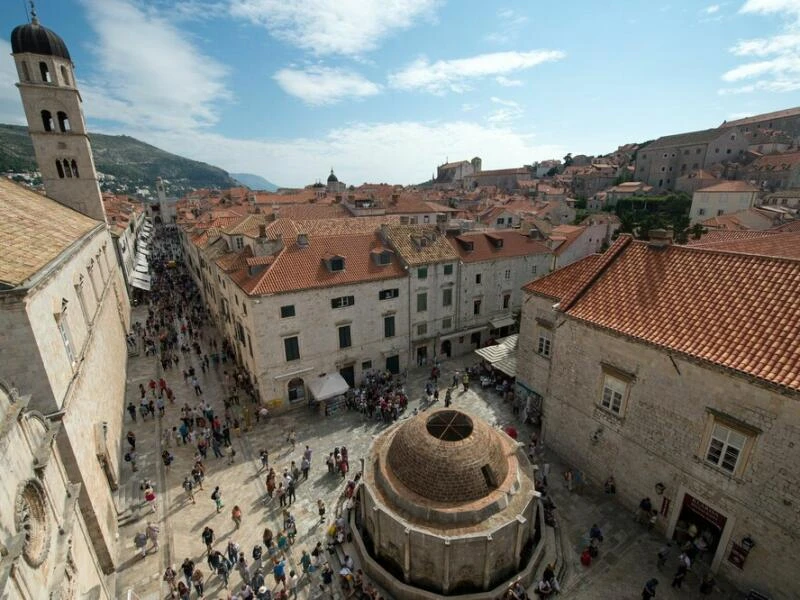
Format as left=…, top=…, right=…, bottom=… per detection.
left=2, top=0, right=800, bottom=187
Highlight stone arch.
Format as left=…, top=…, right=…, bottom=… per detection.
left=41, top=109, right=54, bottom=132
left=63, top=159, right=72, bottom=178
left=56, top=160, right=65, bottom=178
left=57, top=111, right=70, bottom=132
left=71, top=159, right=79, bottom=178
left=15, top=479, right=51, bottom=568
left=60, top=65, right=70, bottom=86
left=23, top=411, right=50, bottom=452
left=287, top=378, right=305, bottom=403
left=39, top=61, right=51, bottom=83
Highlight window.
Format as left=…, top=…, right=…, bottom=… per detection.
left=57, top=111, right=70, bottom=132
left=531, top=265, right=538, bottom=275
left=379, top=288, right=399, bottom=300
left=283, top=336, right=300, bottom=361
left=235, top=237, right=244, bottom=250
left=20, top=61, right=30, bottom=81
left=444, top=264, right=453, bottom=275
left=537, top=330, right=552, bottom=357
left=70, top=160, right=79, bottom=178
left=280, top=305, right=295, bottom=318
left=362, top=360, right=372, bottom=371
left=288, top=378, right=305, bottom=402
left=39, top=61, right=51, bottom=83
left=417, top=323, right=427, bottom=336
left=247, top=334, right=253, bottom=358
left=503, top=293, right=511, bottom=309
left=442, top=317, right=452, bottom=329
left=698, top=208, right=706, bottom=216
left=384, top=315, right=395, bottom=338
left=417, top=267, right=428, bottom=279
left=55, top=160, right=64, bottom=178
left=696, top=148, right=702, bottom=154
left=600, top=373, right=629, bottom=415
left=475, top=273, right=482, bottom=285
left=338, top=325, right=352, bottom=349
left=63, top=159, right=71, bottom=178
left=56, top=311, right=75, bottom=365
left=60, top=65, right=69, bottom=85
left=417, top=292, right=427, bottom=312
left=473, top=299, right=482, bottom=315
left=41, top=110, right=53, bottom=132
left=717, top=209, right=724, bottom=216
left=330, top=258, right=344, bottom=272
left=243, top=302, right=247, bottom=316
left=705, top=423, right=747, bottom=474
left=504, top=269, right=511, bottom=280
left=496, top=217, right=505, bottom=225
left=442, top=288, right=452, bottom=307
left=331, top=295, right=355, bottom=309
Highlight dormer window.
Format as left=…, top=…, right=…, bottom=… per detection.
left=325, top=255, right=346, bottom=272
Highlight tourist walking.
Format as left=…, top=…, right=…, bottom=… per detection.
left=232, top=505, right=242, bottom=529
left=202, top=526, right=215, bottom=554
left=145, top=521, right=160, bottom=552
left=191, top=567, right=205, bottom=596
left=642, top=578, right=659, bottom=600
left=212, top=486, right=223, bottom=512
left=317, top=499, right=326, bottom=522
left=134, top=531, right=148, bottom=558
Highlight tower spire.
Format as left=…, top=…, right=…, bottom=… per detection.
left=29, top=1, right=39, bottom=25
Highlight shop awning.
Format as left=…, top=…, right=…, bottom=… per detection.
left=130, top=275, right=151, bottom=291
left=307, top=372, right=349, bottom=402
left=490, top=315, right=516, bottom=330
left=134, top=264, right=149, bottom=274
left=439, top=324, right=488, bottom=342
left=138, top=247, right=150, bottom=256
left=474, top=334, right=518, bottom=372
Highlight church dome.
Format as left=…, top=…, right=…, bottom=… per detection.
left=385, top=409, right=510, bottom=504
left=11, top=19, right=71, bottom=61
left=327, top=169, right=338, bottom=183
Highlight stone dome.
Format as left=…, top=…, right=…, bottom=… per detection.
left=386, top=409, right=509, bottom=504
left=327, top=169, right=338, bottom=183
left=11, top=20, right=71, bottom=61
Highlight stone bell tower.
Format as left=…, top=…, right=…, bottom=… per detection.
left=11, top=4, right=106, bottom=222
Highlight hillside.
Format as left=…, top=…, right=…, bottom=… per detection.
left=231, top=172, right=279, bottom=191
left=0, top=124, right=240, bottom=194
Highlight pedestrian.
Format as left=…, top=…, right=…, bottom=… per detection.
left=232, top=505, right=242, bottom=529
left=326, top=453, right=335, bottom=474
left=134, top=531, right=148, bottom=558
left=671, top=562, right=688, bottom=589
left=202, top=526, right=215, bottom=554
left=227, top=540, right=240, bottom=566
left=286, top=480, right=296, bottom=505
left=211, top=486, right=224, bottom=512
left=227, top=443, right=237, bottom=465
left=317, top=499, right=326, bottom=522
left=259, top=448, right=269, bottom=471
left=272, top=557, right=287, bottom=588
left=181, top=558, right=195, bottom=586
left=161, top=449, right=173, bottom=472
left=637, top=497, right=653, bottom=524
left=192, top=376, right=202, bottom=396
left=444, top=387, right=452, bottom=407
left=191, top=567, right=205, bottom=597
left=287, top=429, right=296, bottom=451
left=277, top=483, right=286, bottom=507
left=163, top=565, right=178, bottom=593
left=700, top=573, right=716, bottom=595
left=462, top=372, right=469, bottom=391
left=657, top=542, right=672, bottom=568
left=237, top=552, right=250, bottom=584
left=642, top=578, right=658, bottom=600
left=303, top=445, right=312, bottom=464
left=126, top=430, right=136, bottom=449
left=182, top=476, right=195, bottom=504
left=287, top=569, right=299, bottom=598
left=217, top=554, right=231, bottom=588
left=301, top=456, right=310, bottom=481
left=145, top=521, right=160, bottom=551
left=176, top=581, right=190, bottom=600
left=144, top=484, right=157, bottom=513
left=266, top=469, right=276, bottom=498
left=125, top=449, right=138, bottom=472
left=127, top=400, right=137, bottom=422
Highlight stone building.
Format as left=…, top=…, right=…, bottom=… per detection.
left=518, top=233, right=800, bottom=598
left=721, top=106, right=800, bottom=142
left=352, top=408, right=543, bottom=599
left=635, top=128, right=747, bottom=191
left=436, top=158, right=481, bottom=185
left=689, top=181, right=759, bottom=224
left=0, top=380, right=111, bottom=599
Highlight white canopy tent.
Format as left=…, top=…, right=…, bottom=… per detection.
left=307, top=373, right=349, bottom=402
left=474, top=334, right=518, bottom=377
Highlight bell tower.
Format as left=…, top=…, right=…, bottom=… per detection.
left=11, top=4, right=106, bottom=222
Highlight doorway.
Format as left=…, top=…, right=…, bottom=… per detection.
left=440, top=339, right=452, bottom=358
left=385, top=355, right=399, bottom=375
left=672, top=493, right=727, bottom=567
left=416, top=345, right=428, bottom=366
left=339, top=365, right=355, bottom=388
left=470, top=331, right=481, bottom=348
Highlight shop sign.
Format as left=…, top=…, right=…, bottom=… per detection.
left=727, top=542, right=749, bottom=570
left=683, top=493, right=727, bottom=530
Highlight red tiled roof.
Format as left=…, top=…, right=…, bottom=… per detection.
left=522, top=254, right=603, bottom=301
left=722, top=106, right=800, bottom=127
left=750, top=151, right=800, bottom=170
left=449, top=230, right=551, bottom=262
left=684, top=229, right=777, bottom=246
left=527, top=236, right=800, bottom=391
left=695, top=181, right=759, bottom=193
left=688, top=231, right=800, bottom=259
left=771, top=220, right=800, bottom=232
left=232, top=232, right=406, bottom=296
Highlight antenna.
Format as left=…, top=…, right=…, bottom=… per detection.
left=29, top=0, right=38, bottom=24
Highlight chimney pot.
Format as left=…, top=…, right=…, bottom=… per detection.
left=648, top=228, right=673, bottom=248
left=258, top=224, right=267, bottom=238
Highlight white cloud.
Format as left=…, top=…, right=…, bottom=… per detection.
left=496, top=75, right=523, bottom=87
left=122, top=120, right=562, bottom=187
left=705, top=4, right=721, bottom=13
left=78, top=0, right=230, bottom=130
left=485, top=8, right=529, bottom=44
left=720, top=0, right=800, bottom=94
left=273, top=66, right=381, bottom=105
left=0, top=42, right=26, bottom=125
left=389, top=50, right=565, bottom=94
left=487, top=97, right=523, bottom=124
left=461, top=103, right=479, bottom=112
left=229, top=0, right=439, bottom=56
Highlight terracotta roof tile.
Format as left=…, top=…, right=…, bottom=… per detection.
left=684, top=230, right=777, bottom=246
left=382, top=225, right=459, bottom=266
left=0, top=178, right=99, bottom=287
left=522, top=254, right=603, bottom=301
left=449, top=230, right=552, bottom=262
left=689, top=231, right=800, bottom=259
left=695, top=181, right=759, bottom=193
left=528, top=236, right=800, bottom=391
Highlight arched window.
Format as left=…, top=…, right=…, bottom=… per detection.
left=55, top=160, right=64, bottom=178
left=41, top=110, right=53, bottom=132
left=39, top=61, right=51, bottom=83
left=60, top=65, right=70, bottom=86
left=63, top=159, right=72, bottom=178
left=57, top=112, right=70, bottom=132
left=71, top=160, right=79, bottom=178
left=288, top=378, right=305, bottom=403
left=21, top=61, right=30, bottom=82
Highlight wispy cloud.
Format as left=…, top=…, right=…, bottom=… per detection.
left=389, top=50, right=565, bottom=94
left=128, top=120, right=563, bottom=187
left=229, top=0, right=439, bottom=56
left=705, top=4, right=721, bottom=13
left=496, top=75, right=523, bottom=87
left=78, top=0, right=230, bottom=130
left=485, top=8, right=529, bottom=44
left=487, top=97, right=524, bottom=125
left=273, top=66, right=381, bottom=105
left=719, top=0, right=800, bottom=94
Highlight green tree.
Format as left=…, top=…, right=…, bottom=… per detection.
left=563, top=153, right=573, bottom=167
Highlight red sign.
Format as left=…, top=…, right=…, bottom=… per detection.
left=728, top=542, right=749, bottom=570
left=683, top=494, right=727, bottom=530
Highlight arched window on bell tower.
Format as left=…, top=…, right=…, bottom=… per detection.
left=39, top=61, right=51, bottom=83
left=21, top=61, right=30, bottom=82
left=71, top=160, right=79, bottom=178
left=57, top=112, right=70, bottom=132
left=56, top=160, right=64, bottom=178
left=41, top=110, right=54, bottom=132
left=60, top=65, right=70, bottom=86
left=63, top=159, right=72, bottom=178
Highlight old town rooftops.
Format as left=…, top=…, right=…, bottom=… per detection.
left=381, top=224, right=459, bottom=266
left=523, top=235, right=800, bottom=392
left=450, top=230, right=551, bottom=262
left=0, top=178, right=100, bottom=289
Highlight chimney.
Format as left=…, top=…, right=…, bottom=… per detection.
left=297, top=233, right=309, bottom=248
left=258, top=224, right=267, bottom=239
left=648, top=228, right=673, bottom=248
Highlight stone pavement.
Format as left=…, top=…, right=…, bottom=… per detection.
left=113, top=310, right=742, bottom=600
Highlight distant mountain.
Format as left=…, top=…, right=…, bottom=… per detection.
left=231, top=172, right=279, bottom=191
left=0, top=124, right=239, bottom=195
